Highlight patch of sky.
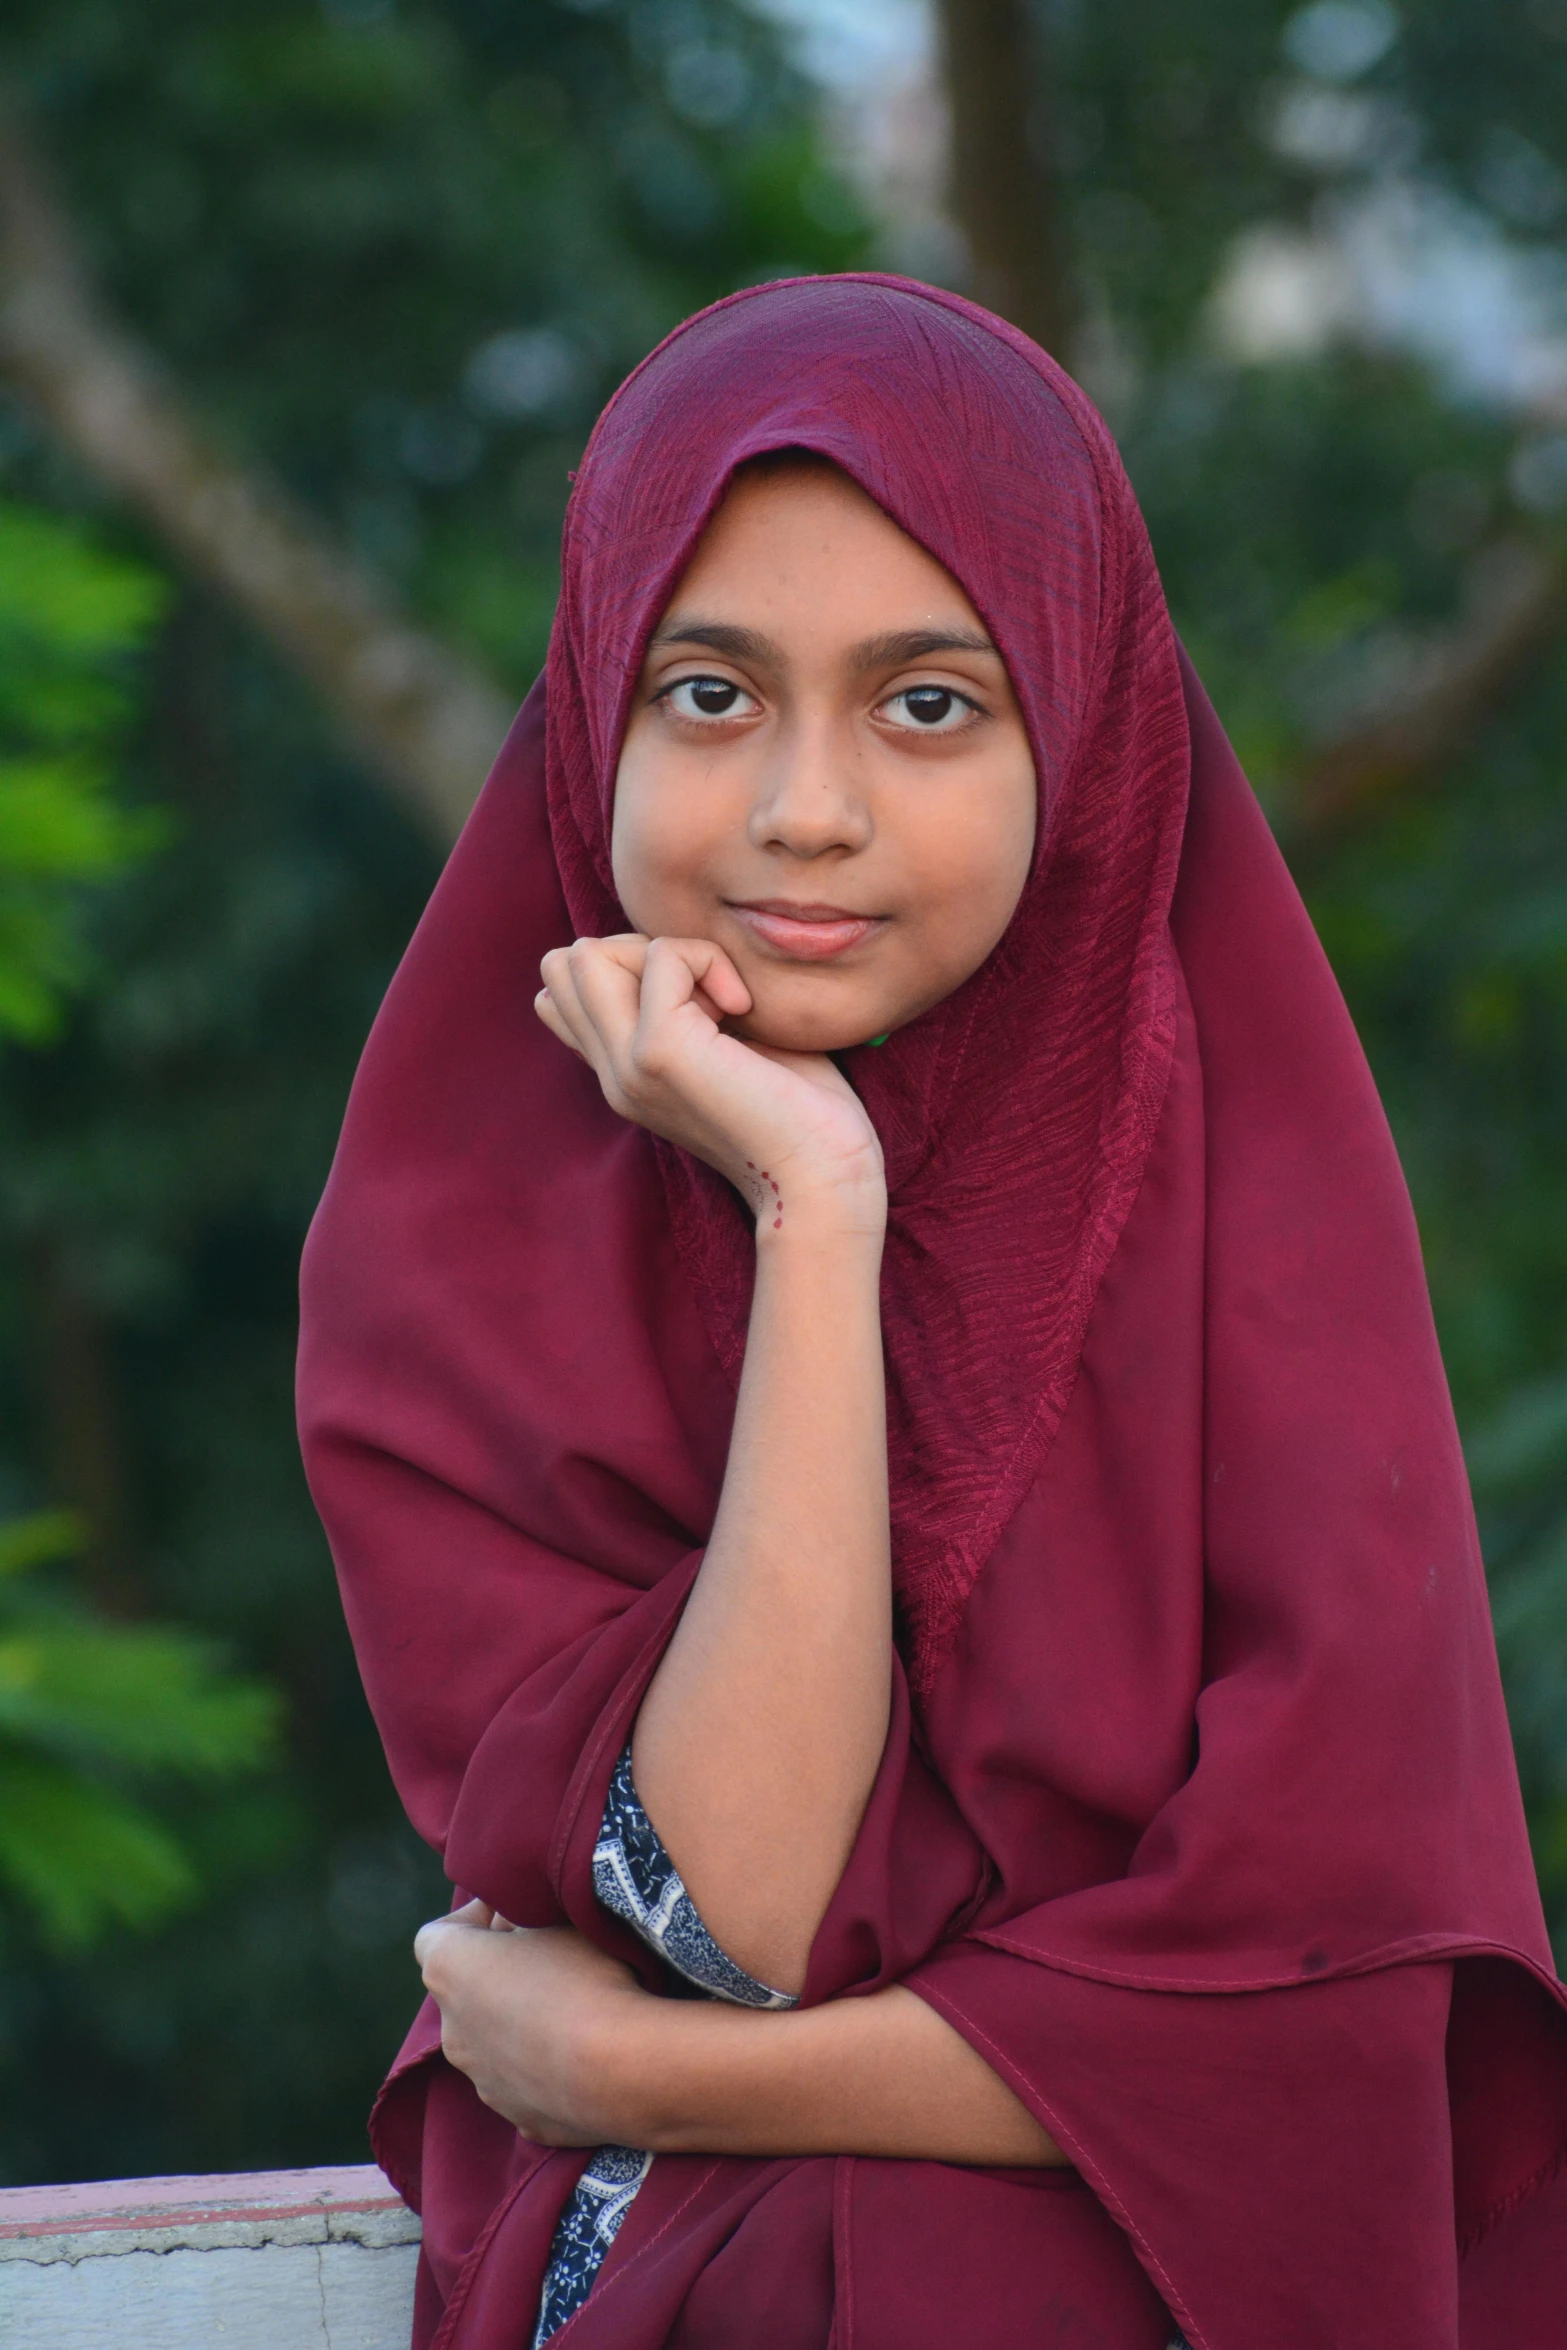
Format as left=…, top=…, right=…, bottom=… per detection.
left=1282, top=0, right=1400, bottom=84
left=752, top=0, right=934, bottom=99
left=465, top=328, right=583, bottom=424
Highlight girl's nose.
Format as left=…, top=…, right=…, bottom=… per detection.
left=747, top=722, right=872, bottom=858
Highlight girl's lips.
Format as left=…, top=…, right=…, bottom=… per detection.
left=727, top=903, right=885, bottom=961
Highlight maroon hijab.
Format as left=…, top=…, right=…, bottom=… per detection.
left=298, top=276, right=1567, bottom=2350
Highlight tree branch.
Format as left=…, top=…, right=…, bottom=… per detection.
left=1292, top=537, right=1567, bottom=836
left=927, top=11, right=1567, bottom=836
left=934, top=0, right=1076, bottom=359
left=0, top=94, right=510, bottom=847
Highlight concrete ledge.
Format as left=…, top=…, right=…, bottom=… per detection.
left=0, top=2164, right=420, bottom=2347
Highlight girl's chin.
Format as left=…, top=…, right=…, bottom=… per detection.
left=727, top=1008, right=891, bottom=1057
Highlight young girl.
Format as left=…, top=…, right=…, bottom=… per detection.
left=298, top=275, right=1567, bottom=2350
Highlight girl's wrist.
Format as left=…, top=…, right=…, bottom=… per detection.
left=606, top=1998, right=766, bottom=2155
left=582, top=1988, right=707, bottom=2151
left=749, top=1177, right=887, bottom=1253
left=562, top=1981, right=668, bottom=2148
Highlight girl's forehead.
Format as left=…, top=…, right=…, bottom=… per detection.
left=664, top=458, right=987, bottom=619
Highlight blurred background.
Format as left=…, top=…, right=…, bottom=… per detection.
left=0, top=0, right=1564, bottom=2189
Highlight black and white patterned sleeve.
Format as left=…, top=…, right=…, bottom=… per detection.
left=533, top=1746, right=796, bottom=2346
left=592, top=1744, right=799, bottom=2009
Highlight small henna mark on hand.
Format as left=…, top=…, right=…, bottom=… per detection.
left=741, top=1161, right=783, bottom=1230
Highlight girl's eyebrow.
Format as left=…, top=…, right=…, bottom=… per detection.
left=850, top=627, right=999, bottom=672
left=647, top=618, right=1000, bottom=670
left=647, top=618, right=780, bottom=663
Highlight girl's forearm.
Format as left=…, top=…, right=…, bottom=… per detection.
left=606, top=1982, right=1068, bottom=2167
left=632, top=1202, right=892, bottom=1993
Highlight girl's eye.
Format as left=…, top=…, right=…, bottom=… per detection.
left=880, top=684, right=977, bottom=733
left=663, top=676, right=757, bottom=721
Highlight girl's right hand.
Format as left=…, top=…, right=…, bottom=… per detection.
left=535, top=934, right=886, bottom=1239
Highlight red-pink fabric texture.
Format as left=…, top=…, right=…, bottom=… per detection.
left=297, top=276, right=1567, bottom=2350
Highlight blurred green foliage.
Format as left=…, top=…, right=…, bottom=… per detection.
left=0, top=0, right=1562, bottom=2189
left=0, top=497, right=276, bottom=1956
left=0, top=1507, right=278, bottom=1945
left=0, top=506, right=167, bottom=1039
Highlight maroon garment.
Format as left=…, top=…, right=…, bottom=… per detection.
left=297, top=277, right=1567, bottom=2350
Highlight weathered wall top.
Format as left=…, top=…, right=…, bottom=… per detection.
left=0, top=2163, right=420, bottom=2348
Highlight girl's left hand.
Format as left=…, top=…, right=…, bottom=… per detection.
left=414, top=1901, right=648, bottom=2145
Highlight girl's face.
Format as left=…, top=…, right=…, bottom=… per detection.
left=611, top=460, right=1037, bottom=1054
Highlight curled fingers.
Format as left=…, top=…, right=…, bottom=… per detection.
left=636, top=935, right=750, bottom=1035
left=534, top=947, right=597, bottom=1069
left=536, top=937, right=650, bottom=1118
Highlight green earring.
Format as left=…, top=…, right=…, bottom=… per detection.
left=867, top=1033, right=890, bottom=1047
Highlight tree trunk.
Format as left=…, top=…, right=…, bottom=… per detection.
left=23, top=1233, right=137, bottom=1610
left=935, top=0, right=1076, bottom=359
